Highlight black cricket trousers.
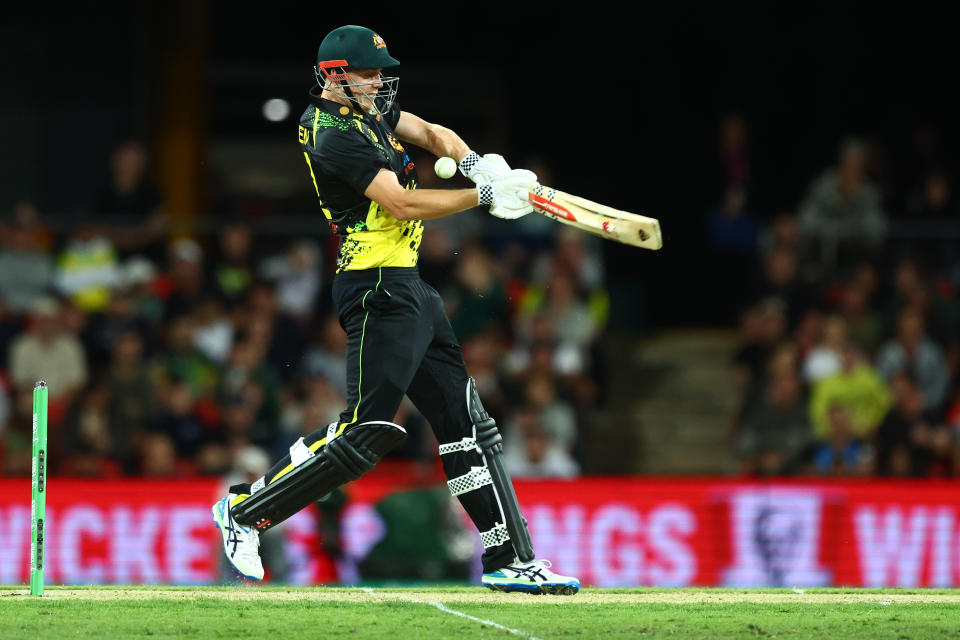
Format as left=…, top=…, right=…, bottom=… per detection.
left=266, top=266, right=514, bottom=573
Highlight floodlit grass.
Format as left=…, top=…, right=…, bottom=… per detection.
left=2, top=586, right=959, bottom=639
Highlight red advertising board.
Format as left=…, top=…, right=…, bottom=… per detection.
left=2, top=476, right=959, bottom=587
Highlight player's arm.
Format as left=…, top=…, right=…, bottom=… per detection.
left=394, top=111, right=470, bottom=162
left=365, top=168, right=535, bottom=222
left=364, top=168, right=478, bottom=220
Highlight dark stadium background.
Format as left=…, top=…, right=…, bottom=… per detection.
left=4, top=3, right=956, bottom=326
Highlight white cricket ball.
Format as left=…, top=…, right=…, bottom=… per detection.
left=434, top=156, right=457, bottom=179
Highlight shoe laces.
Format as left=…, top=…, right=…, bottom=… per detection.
left=225, top=503, right=259, bottom=559
left=507, top=559, right=552, bottom=581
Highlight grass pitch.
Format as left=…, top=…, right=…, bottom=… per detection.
left=3, top=586, right=960, bottom=639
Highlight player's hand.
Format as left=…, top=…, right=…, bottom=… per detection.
left=477, top=169, right=536, bottom=220
left=459, top=151, right=511, bottom=184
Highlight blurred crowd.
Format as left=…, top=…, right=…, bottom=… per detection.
left=711, top=117, right=960, bottom=477
left=0, top=142, right=604, bottom=483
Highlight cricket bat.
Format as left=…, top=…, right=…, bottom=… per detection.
left=527, top=184, right=663, bottom=250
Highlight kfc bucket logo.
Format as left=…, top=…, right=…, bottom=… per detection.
left=722, top=489, right=831, bottom=587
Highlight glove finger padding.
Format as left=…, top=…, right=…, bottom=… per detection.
left=489, top=201, right=533, bottom=219
left=486, top=169, right=536, bottom=219
left=460, top=151, right=513, bottom=184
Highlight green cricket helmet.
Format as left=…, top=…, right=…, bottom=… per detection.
left=315, top=25, right=400, bottom=115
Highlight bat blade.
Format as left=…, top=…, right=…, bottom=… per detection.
left=528, top=184, right=663, bottom=250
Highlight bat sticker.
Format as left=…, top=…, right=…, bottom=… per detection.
left=529, top=193, right=577, bottom=221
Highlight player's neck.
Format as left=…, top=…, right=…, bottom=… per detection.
left=319, top=88, right=349, bottom=106
left=320, top=87, right=375, bottom=115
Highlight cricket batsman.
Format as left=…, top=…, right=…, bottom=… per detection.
left=212, top=25, right=580, bottom=595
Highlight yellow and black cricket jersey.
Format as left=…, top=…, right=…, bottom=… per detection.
left=298, top=87, right=423, bottom=273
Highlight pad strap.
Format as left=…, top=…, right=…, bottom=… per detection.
left=438, top=437, right=482, bottom=456
left=289, top=437, right=313, bottom=466
left=479, top=522, right=511, bottom=549
left=447, top=466, right=493, bottom=496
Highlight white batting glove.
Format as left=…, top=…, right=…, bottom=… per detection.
left=477, top=169, right=537, bottom=220
left=459, top=151, right=511, bottom=184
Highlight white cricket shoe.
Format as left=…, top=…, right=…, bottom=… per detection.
left=482, top=559, right=580, bottom=595
left=212, top=495, right=264, bottom=581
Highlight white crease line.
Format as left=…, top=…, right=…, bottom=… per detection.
left=359, top=587, right=542, bottom=640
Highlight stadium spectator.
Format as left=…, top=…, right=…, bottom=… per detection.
left=887, top=258, right=957, bottom=348
left=503, top=407, right=579, bottom=479
left=297, top=371, right=346, bottom=434
left=94, top=140, right=169, bottom=262
left=735, top=363, right=812, bottom=476
left=417, top=223, right=457, bottom=293
left=838, top=279, right=884, bottom=356
left=716, top=114, right=751, bottom=192
left=61, top=379, right=123, bottom=477
left=219, top=338, right=281, bottom=446
left=873, top=373, right=942, bottom=476
left=802, top=315, right=849, bottom=383
left=552, top=227, right=606, bottom=295
left=541, top=268, right=598, bottom=352
left=901, top=171, right=959, bottom=269
left=758, top=212, right=803, bottom=257
left=138, top=432, right=192, bottom=477
left=117, top=256, right=164, bottom=332
left=808, top=404, right=870, bottom=476
left=793, top=309, right=825, bottom=362
left=302, top=313, right=348, bottom=396
left=906, top=171, right=954, bottom=220
left=460, top=330, right=507, bottom=419
left=876, top=307, right=949, bottom=410
left=192, top=299, right=234, bottom=366
left=707, top=186, right=759, bottom=321
left=84, top=282, right=153, bottom=370
left=148, top=379, right=204, bottom=459
left=153, top=314, right=219, bottom=400
left=8, top=297, right=88, bottom=414
left=0, top=208, right=55, bottom=314
left=798, top=137, right=887, bottom=270
left=0, top=299, right=22, bottom=371
left=1, top=387, right=36, bottom=475
left=162, top=238, right=210, bottom=321
left=503, top=313, right=591, bottom=416
left=749, top=247, right=814, bottom=330
left=211, top=220, right=256, bottom=307
left=519, top=371, right=578, bottom=455
left=219, top=383, right=268, bottom=452
left=259, top=240, right=323, bottom=321
left=708, top=185, right=759, bottom=254
left=106, top=330, right=155, bottom=470
left=240, top=280, right=307, bottom=382
left=733, top=298, right=789, bottom=387
left=55, top=222, right=120, bottom=314
left=808, top=345, right=891, bottom=440
left=447, top=243, right=507, bottom=341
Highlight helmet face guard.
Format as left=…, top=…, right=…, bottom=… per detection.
left=316, top=59, right=399, bottom=116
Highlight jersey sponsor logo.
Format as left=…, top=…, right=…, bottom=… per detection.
left=298, top=125, right=310, bottom=144
left=373, top=34, right=386, bottom=49
left=387, top=134, right=404, bottom=152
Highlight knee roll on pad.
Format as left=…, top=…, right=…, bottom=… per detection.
left=436, top=378, right=535, bottom=562
left=468, top=381, right=502, bottom=453
left=232, top=420, right=406, bottom=532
